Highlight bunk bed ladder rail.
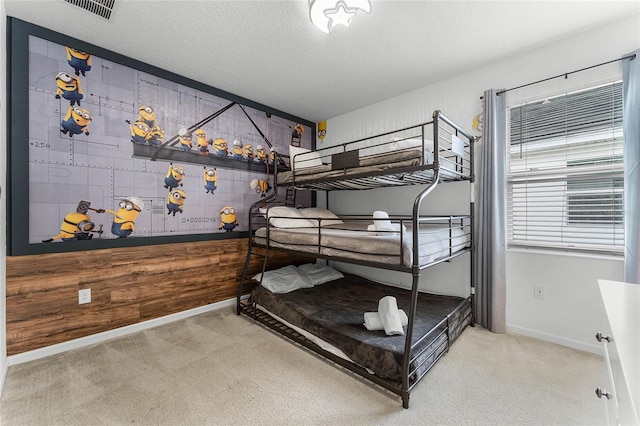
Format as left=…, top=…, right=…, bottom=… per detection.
left=400, top=110, right=475, bottom=408
left=236, top=158, right=283, bottom=315
left=400, top=112, right=441, bottom=408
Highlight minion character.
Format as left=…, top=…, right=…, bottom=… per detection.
left=126, top=119, right=150, bottom=144
left=219, top=206, right=238, bottom=232
left=136, top=106, right=157, bottom=128
left=203, top=167, right=217, bottom=194
left=318, top=120, right=327, bottom=141
left=146, top=125, right=165, bottom=147
left=42, top=212, right=99, bottom=242
left=292, top=123, right=304, bottom=139
left=102, top=196, right=144, bottom=238
left=473, top=112, right=484, bottom=133
left=244, top=144, right=255, bottom=163
left=213, top=138, right=228, bottom=157
left=269, top=147, right=277, bottom=165
left=66, top=47, right=91, bottom=76
left=178, top=128, right=192, bottom=151
left=54, top=72, right=83, bottom=106
left=164, top=162, right=185, bottom=190
left=167, top=189, right=186, bottom=216
left=232, top=138, right=243, bottom=159
left=250, top=178, right=271, bottom=198
left=60, top=106, right=91, bottom=137
left=195, top=128, right=212, bottom=156
left=255, top=144, right=267, bottom=164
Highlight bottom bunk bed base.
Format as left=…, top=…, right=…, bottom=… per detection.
left=238, top=275, right=472, bottom=408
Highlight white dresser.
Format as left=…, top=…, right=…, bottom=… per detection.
left=596, top=280, right=639, bottom=426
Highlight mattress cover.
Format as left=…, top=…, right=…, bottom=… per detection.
left=277, top=148, right=466, bottom=188
left=254, top=222, right=470, bottom=267
left=252, top=273, right=471, bottom=381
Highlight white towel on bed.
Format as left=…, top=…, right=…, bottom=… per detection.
left=373, top=210, right=393, bottom=229
left=363, top=309, right=408, bottom=331
left=378, top=296, right=405, bottom=336
left=370, top=211, right=405, bottom=236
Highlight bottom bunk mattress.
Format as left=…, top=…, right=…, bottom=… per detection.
left=250, top=273, right=471, bottom=382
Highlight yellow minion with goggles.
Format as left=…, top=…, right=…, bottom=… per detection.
left=203, top=167, right=217, bottom=194
left=178, top=128, right=193, bottom=151
left=126, top=119, right=150, bottom=144
left=214, top=138, right=228, bottom=157
left=136, top=105, right=157, bottom=128
left=219, top=206, right=238, bottom=232
left=66, top=46, right=91, bottom=76
left=43, top=212, right=98, bottom=242
left=256, top=144, right=267, bottom=164
left=250, top=179, right=271, bottom=198
left=164, top=162, right=185, bottom=191
left=232, top=138, right=243, bottom=159
left=60, top=105, right=91, bottom=137
left=103, top=196, right=144, bottom=238
left=195, top=128, right=212, bottom=155
left=167, top=189, right=187, bottom=216
left=243, top=144, right=255, bottom=163
left=54, top=71, right=83, bottom=106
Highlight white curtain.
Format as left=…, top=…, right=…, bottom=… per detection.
left=623, top=50, right=640, bottom=284
left=475, top=89, right=507, bottom=332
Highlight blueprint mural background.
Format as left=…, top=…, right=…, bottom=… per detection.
left=26, top=34, right=312, bottom=246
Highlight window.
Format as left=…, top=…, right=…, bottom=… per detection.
left=507, top=81, right=624, bottom=253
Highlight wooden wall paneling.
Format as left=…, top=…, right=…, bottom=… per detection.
left=6, top=239, right=310, bottom=355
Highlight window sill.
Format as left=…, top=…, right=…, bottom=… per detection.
left=507, top=245, right=624, bottom=262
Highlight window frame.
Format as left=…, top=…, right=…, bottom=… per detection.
left=506, top=80, right=625, bottom=255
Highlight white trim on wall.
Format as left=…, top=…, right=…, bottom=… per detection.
left=7, top=297, right=244, bottom=366
left=1, top=0, right=10, bottom=397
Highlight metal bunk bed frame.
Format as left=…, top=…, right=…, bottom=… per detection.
left=236, top=110, right=475, bottom=408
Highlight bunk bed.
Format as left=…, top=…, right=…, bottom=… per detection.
left=236, top=110, right=475, bottom=408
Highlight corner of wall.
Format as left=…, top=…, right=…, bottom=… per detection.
left=1, top=0, right=9, bottom=396
left=0, top=0, right=7, bottom=395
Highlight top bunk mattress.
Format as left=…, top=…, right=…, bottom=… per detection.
left=275, top=111, right=474, bottom=190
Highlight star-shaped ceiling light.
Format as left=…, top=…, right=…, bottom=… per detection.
left=309, top=0, right=372, bottom=34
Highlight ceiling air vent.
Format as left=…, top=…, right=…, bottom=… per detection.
left=64, top=0, right=115, bottom=20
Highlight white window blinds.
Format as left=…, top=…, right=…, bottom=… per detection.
left=507, top=81, right=624, bottom=253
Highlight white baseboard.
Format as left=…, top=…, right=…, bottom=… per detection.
left=0, top=355, right=8, bottom=396
left=507, top=324, right=602, bottom=356
left=7, top=297, right=243, bottom=366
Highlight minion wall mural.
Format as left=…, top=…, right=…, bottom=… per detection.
left=250, top=179, right=271, bottom=198
left=203, top=167, right=217, bottom=194
left=54, top=71, right=83, bottom=106
left=102, top=197, right=144, bottom=238
left=21, top=32, right=313, bottom=250
left=317, top=120, right=327, bottom=141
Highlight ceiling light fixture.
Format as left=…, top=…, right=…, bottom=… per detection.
left=309, top=0, right=371, bottom=34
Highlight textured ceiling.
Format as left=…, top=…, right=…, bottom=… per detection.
left=4, top=0, right=640, bottom=122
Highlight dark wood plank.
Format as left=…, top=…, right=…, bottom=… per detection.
left=6, top=239, right=309, bottom=355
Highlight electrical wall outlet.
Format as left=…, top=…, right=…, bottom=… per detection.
left=534, top=285, right=545, bottom=300
left=79, top=288, right=91, bottom=304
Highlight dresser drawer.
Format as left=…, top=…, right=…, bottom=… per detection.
left=597, top=280, right=640, bottom=426
left=600, top=341, right=618, bottom=425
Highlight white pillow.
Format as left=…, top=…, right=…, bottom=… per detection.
left=253, top=265, right=314, bottom=294
left=391, top=137, right=434, bottom=153
left=298, top=207, right=344, bottom=226
left=289, top=146, right=323, bottom=170
left=298, top=263, right=344, bottom=285
left=266, top=206, right=316, bottom=228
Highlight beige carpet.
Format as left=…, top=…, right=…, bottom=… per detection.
left=1, top=307, right=605, bottom=425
